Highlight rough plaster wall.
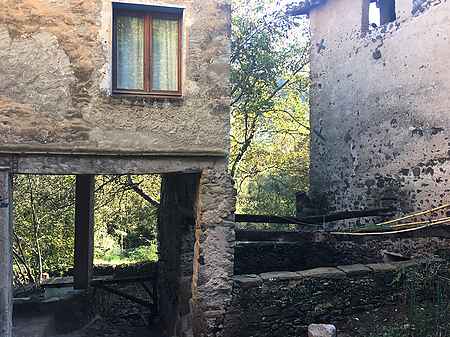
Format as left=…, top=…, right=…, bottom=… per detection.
left=309, top=0, right=450, bottom=224
left=0, top=0, right=231, bottom=156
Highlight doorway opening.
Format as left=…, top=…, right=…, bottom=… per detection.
left=12, top=172, right=200, bottom=337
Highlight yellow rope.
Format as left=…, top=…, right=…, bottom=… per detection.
left=391, top=216, right=450, bottom=229
left=331, top=220, right=450, bottom=236
left=374, top=204, right=450, bottom=227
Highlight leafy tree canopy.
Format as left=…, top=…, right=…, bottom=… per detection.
left=231, top=0, right=311, bottom=216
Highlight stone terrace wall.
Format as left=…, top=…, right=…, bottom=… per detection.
left=224, top=259, right=441, bottom=337
left=234, top=230, right=450, bottom=275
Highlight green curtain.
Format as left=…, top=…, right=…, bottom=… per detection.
left=152, top=18, right=179, bottom=91
left=116, top=16, right=144, bottom=90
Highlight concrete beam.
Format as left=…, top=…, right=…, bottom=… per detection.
left=0, top=154, right=222, bottom=175
left=73, top=175, right=95, bottom=290
left=0, top=168, right=12, bottom=337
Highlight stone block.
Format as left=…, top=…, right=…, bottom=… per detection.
left=337, top=264, right=372, bottom=276
left=260, top=271, right=302, bottom=282
left=366, top=263, right=397, bottom=273
left=233, top=275, right=262, bottom=289
left=297, top=267, right=346, bottom=279
left=308, top=324, right=336, bottom=337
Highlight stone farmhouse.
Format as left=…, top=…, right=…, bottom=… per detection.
left=1, top=0, right=450, bottom=336
left=293, top=0, right=450, bottom=223
left=0, top=1, right=234, bottom=337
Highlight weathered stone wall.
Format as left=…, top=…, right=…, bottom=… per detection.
left=193, top=167, right=236, bottom=337
left=0, top=2, right=235, bottom=337
left=224, top=259, right=441, bottom=337
left=308, top=0, right=450, bottom=225
left=0, top=0, right=231, bottom=156
left=235, top=231, right=450, bottom=275
left=158, top=173, right=200, bottom=337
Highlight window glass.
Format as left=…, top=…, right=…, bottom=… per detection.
left=152, top=18, right=179, bottom=91
left=116, top=15, right=145, bottom=90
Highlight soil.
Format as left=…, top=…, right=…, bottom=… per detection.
left=52, top=316, right=166, bottom=337
left=336, top=304, right=408, bottom=337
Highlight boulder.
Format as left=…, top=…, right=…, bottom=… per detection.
left=308, top=324, right=336, bottom=337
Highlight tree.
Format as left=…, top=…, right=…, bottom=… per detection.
left=231, top=0, right=311, bottom=216
left=12, top=174, right=161, bottom=286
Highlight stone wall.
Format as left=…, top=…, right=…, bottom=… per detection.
left=158, top=173, right=200, bottom=337
left=224, top=259, right=442, bottom=337
left=0, top=0, right=231, bottom=156
left=235, top=230, right=450, bottom=275
left=308, top=0, right=450, bottom=225
left=193, top=167, right=236, bottom=337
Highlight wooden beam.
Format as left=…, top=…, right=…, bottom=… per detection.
left=0, top=168, right=12, bottom=337
left=74, top=175, right=95, bottom=290
left=235, top=208, right=394, bottom=225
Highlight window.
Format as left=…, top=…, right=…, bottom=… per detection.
left=112, top=5, right=182, bottom=96
left=367, top=0, right=396, bottom=28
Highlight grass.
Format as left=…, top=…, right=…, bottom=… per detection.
left=94, top=245, right=158, bottom=266
left=370, top=261, right=450, bottom=337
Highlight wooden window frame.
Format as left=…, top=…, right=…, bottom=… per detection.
left=112, top=9, right=183, bottom=98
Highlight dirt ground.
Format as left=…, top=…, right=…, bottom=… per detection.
left=52, top=316, right=166, bottom=337
left=336, top=304, right=408, bottom=337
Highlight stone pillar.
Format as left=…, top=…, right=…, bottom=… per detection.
left=74, top=175, right=95, bottom=290
left=158, top=173, right=200, bottom=337
left=194, top=166, right=236, bottom=337
left=0, top=168, right=13, bottom=337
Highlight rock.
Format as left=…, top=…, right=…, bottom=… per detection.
left=308, top=324, right=336, bottom=337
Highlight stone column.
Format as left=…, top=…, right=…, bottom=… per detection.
left=0, top=168, right=13, bottom=337
left=194, top=166, right=236, bottom=337
left=74, top=174, right=95, bottom=290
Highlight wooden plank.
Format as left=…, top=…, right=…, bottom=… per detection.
left=0, top=168, right=12, bottom=337
left=73, top=175, right=95, bottom=290
left=235, top=208, right=394, bottom=225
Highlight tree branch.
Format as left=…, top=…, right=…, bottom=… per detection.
left=127, top=175, right=160, bottom=208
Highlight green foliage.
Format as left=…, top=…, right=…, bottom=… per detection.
left=231, top=0, right=311, bottom=218
left=95, top=245, right=158, bottom=266
left=13, top=175, right=76, bottom=283
left=94, top=175, right=160, bottom=255
left=13, top=174, right=160, bottom=286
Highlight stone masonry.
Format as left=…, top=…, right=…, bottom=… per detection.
left=302, top=0, right=450, bottom=225
left=0, top=1, right=235, bottom=337
left=224, top=259, right=443, bottom=337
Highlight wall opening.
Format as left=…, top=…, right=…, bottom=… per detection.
left=11, top=173, right=202, bottom=337
left=367, top=0, right=396, bottom=28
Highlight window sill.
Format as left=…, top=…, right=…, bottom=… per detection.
left=111, top=90, right=183, bottom=100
